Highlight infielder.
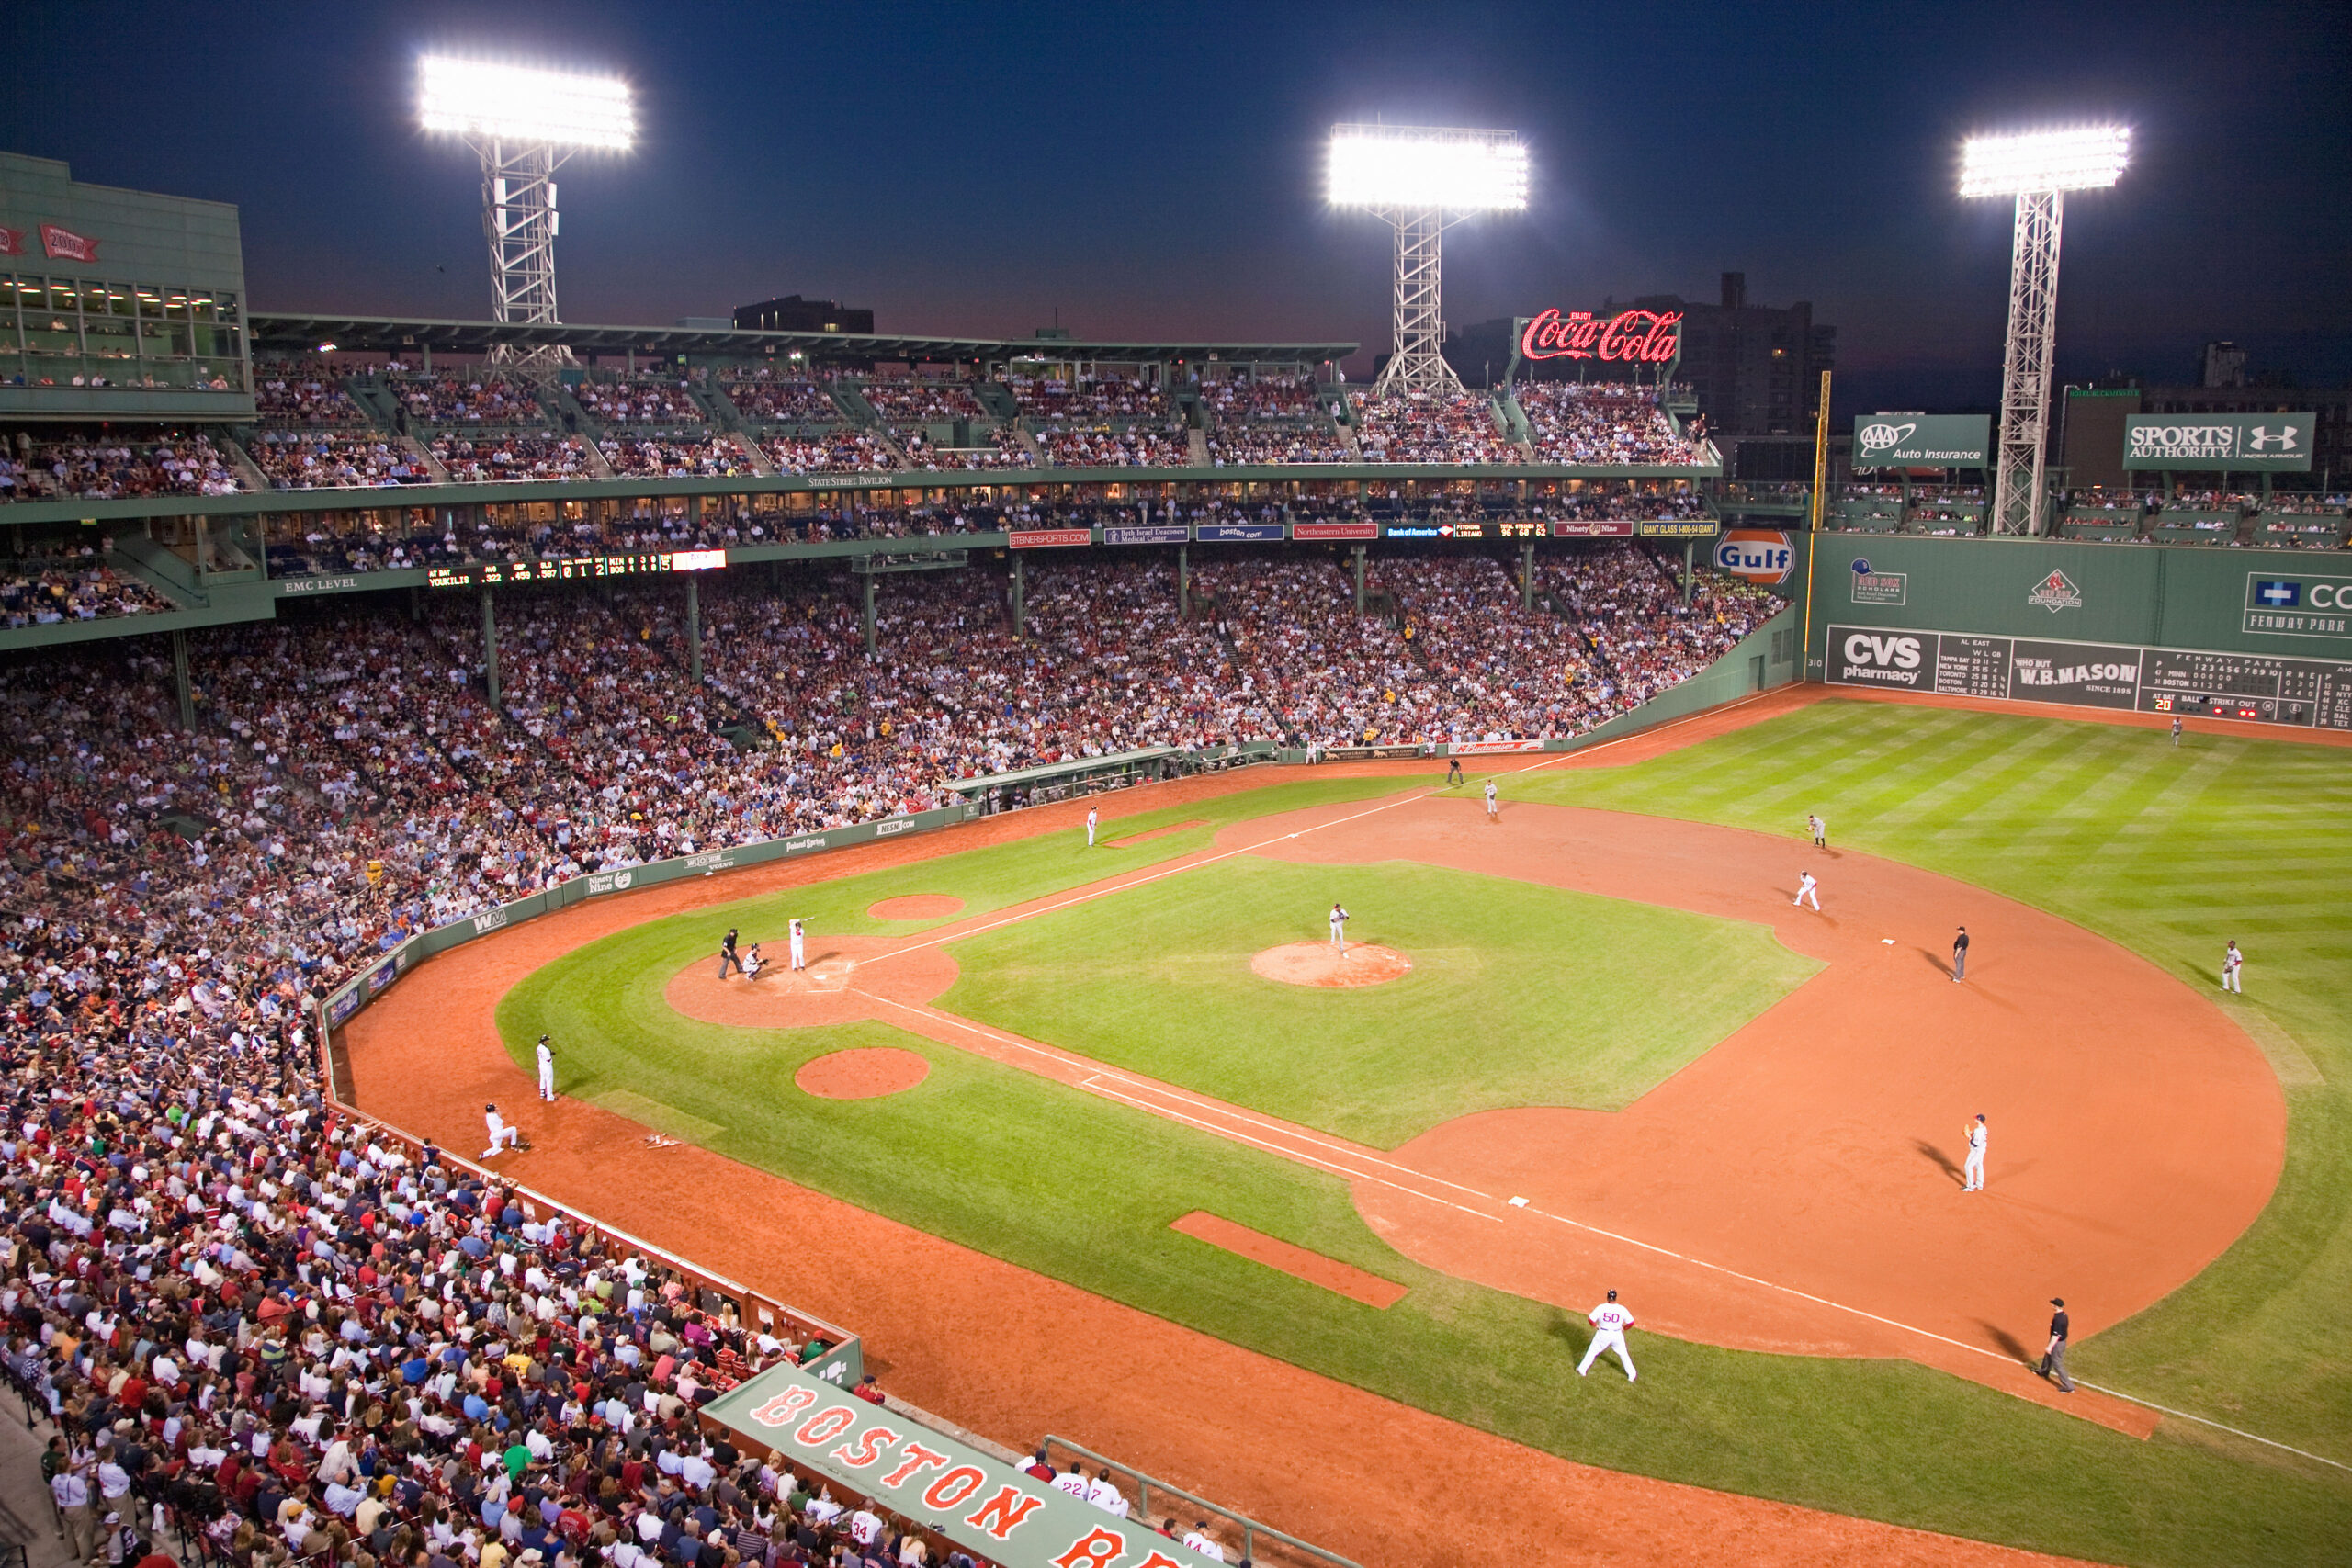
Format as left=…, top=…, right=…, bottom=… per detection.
left=1962, top=1112, right=1986, bottom=1191
left=1328, top=902, right=1350, bottom=950
left=790, top=918, right=807, bottom=972
left=1792, top=870, right=1819, bottom=910
left=1086, top=806, right=1099, bottom=847
left=536, top=1035, right=556, bottom=1102
left=1577, top=1289, right=1637, bottom=1380
left=1952, top=925, right=1970, bottom=982
left=481, top=1102, right=523, bottom=1160
left=2222, top=940, right=2243, bottom=994
left=717, top=927, right=741, bottom=979
left=1484, top=780, right=1498, bottom=819
left=1806, top=812, right=1826, bottom=849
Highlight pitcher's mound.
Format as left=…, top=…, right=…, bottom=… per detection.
left=869, top=895, right=965, bottom=920
left=796, top=1047, right=931, bottom=1100
left=1250, top=942, right=1412, bottom=988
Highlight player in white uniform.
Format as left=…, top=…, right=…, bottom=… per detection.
left=1484, top=780, right=1498, bottom=819
left=1180, top=1524, right=1225, bottom=1562
left=1328, top=903, right=1350, bottom=950
left=1792, top=870, right=1819, bottom=910
left=1962, top=1113, right=1986, bottom=1191
left=1086, top=806, right=1099, bottom=847
left=481, top=1103, right=522, bottom=1159
left=1083, top=1471, right=1128, bottom=1517
left=2222, top=940, right=2243, bottom=993
left=789, top=918, right=807, bottom=972
left=1050, top=1464, right=1091, bottom=1500
left=1806, top=812, right=1826, bottom=849
left=536, top=1036, right=556, bottom=1102
left=1577, top=1289, right=1637, bottom=1380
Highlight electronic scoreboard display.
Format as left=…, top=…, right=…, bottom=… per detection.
left=426, top=549, right=726, bottom=589
left=1827, top=624, right=2352, bottom=731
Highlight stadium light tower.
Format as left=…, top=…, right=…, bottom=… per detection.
left=1329, top=124, right=1528, bottom=397
left=419, top=56, right=635, bottom=367
left=1961, top=126, right=2129, bottom=535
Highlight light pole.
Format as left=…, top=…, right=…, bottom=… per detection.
left=1961, top=127, right=2130, bottom=535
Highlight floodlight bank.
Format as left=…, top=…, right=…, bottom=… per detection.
left=1959, top=127, right=2130, bottom=197
left=418, top=56, right=637, bottom=151
left=1327, top=126, right=1528, bottom=211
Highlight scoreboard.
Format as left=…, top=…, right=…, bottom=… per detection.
left=426, top=548, right=726, bottom=589
left=1827, top=624, right=2352, bottom=731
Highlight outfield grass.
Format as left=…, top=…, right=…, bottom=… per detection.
left=497, top=713, right=2352, bottom=1565
left=937, top=855, right=1815, bottom=1145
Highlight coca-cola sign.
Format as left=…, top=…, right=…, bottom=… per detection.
left=1520, top=308, right=1682, bottom=365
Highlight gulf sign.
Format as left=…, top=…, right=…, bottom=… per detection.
left=1714, top=529, right=1794, bottom=584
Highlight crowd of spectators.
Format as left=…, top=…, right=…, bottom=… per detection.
left=1035, top=426, right=1188, bottom=468
left=1352, top=392, right=1521, bottom=464
left=1544, top=544, right=1780, bottom=707
left=759, top=433, right=895, bottom=477
left=720, top=378, right=842, bottom=425
left=389, top=373, right=549, bottom=428
left=429, top=434, right=596, bottom=484
left=1513, top=383, right=1702, bottom=466
left=1539, top=487, right=1705, bottom=521
left=253, top=363, right=367, bottom=426
left=245, top=434, right=434, bottom=491
left=894, top=430, right=1028, bottom=472
left=1, top=431, right=246, bottom=501
left=0, top=552, right=176, bottom=626
left=856, top=380, right=983, bottom=425
left=1195, top=377, right=1329, bottom=421
left=577, top=380, right=705, bottom=427
left=1204, top=430, right=1344, bottom=466
left=1010, top=376, right=1171, bottom=423
left=596, top=437, right=757, bottom=480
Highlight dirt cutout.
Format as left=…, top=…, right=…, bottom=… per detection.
left=797, top=1048, right=932, bottom=1100
left=869, top=895, right=966, bottom=920
left=1250, top=942, right=1413, bottom=987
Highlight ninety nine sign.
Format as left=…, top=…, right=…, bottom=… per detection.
left=1006, top=527, right=1091, bottom=549
left=2124, top=412, right=2315, bottom=471
left=705, top=1360, right=1199, bottom=1568
left=1292, top=520, right=1380, bottom=541
left=1550, top=519, right=1635, bottom=538
left=1519, top=308, right=1683, bottom=365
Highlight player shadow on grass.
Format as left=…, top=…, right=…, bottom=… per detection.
left=1544, top=1308, right=1596, bottom=1361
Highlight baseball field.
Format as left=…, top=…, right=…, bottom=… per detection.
left=346, top=693, right=2352, bottom=1567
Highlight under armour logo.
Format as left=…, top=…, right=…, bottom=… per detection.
left=2247, top=425, right=2300, bottom=450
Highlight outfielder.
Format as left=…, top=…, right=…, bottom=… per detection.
left=1329, top=902, right=1350, bottom=950
left=481, top=1102, right=523, bottom=1160
left=2222, top=940, right=2243, bottom=994
left=1484, top=780, right=1498, bottom=819
left=1962, top=1113, right=1986, bottom=1191
left=1792, top=870, right=1819, bottom=910
left=1577, top=1290, right=1637, bottom=1380
left=536, top=1035, right=556, bottom=1102
left=1086, top=806, right=1099, bottom=847
left=790, top=918, right=807, bottom=972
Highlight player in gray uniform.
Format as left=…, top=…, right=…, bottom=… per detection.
left=1329, top=902, right=1350, bottom=950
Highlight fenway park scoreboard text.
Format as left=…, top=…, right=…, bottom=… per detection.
left=1828, top=625, right=2352, bottom=731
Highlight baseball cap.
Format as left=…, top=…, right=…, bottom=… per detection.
left=2050, top=1296, right=2065, bottom=1307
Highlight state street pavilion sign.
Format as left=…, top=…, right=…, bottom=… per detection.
left=1850, top=413, right=1991, bottom=468
left=2124, top=412, right=2315, bottom=471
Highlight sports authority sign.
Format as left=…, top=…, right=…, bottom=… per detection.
left=2123, top=412, right=2314, bottom=471
left=704, top=1360, right=1204, bottom=1568
left=1849, top=413, right=1990, bottom=469
left=1826, top=624, right=2352, bottom=729
left=1515, top=308, right=1684, bottom=367
left=2243, top=572, right=2352, bottom=640
left=1714, top=528, right=1794, bottom=585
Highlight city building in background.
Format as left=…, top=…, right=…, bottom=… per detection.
left=733, top=294, right=874, bottom=334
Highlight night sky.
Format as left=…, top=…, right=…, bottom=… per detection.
left=5, top=1, right=2346, bottom=413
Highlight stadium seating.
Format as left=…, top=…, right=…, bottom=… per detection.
left=245, top=430, right=435, bottom=490
left=1512, top=383, right=1704, bottom=466
left=0, top=427, right=246, bottom=499
left=1353, top=390, right=1522, bottom=463
left=0, top=551, right=175, bottom=625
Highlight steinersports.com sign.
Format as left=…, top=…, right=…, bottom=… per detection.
left=2123, top=412, right=2314, bottom=471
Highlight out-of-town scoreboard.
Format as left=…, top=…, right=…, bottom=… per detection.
left=425, top=549, right=726, bottom=588
left=1827, top=624, right=2352, bottom=730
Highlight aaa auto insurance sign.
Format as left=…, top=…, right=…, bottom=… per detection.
left=2124, top=412, right=2314, bottom=471
left=1714, top=528, right=1794, bottom=584
left=1850, top=413, right=1990, bottom=468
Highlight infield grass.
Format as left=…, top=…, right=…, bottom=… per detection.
left=497, top=706, right=2352, bottom=1565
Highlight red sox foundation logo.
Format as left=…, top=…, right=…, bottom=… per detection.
left=2027, top=570, right=2083, bottom=613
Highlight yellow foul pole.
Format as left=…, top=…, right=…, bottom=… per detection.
left=1801, top=368, right=1831, bottom=682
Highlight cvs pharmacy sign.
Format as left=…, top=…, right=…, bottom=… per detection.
left=1832, top=628, right=1929, bottom=689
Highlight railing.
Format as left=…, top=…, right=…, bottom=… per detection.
left=1039, top=1434, right=1363, bottom=1568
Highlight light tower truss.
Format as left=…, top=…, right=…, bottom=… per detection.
left=1992, top=190, right=2064, bottom=536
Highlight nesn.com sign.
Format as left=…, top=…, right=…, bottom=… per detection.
left=2243, top=573, right=2352, bottom=640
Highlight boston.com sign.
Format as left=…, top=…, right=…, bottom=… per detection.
left=2124, top=412, right=2314, bottom=471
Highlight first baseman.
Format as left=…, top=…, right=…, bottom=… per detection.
left=1484, top=780, right=1498, bottom=819
left=1792, top=870, right=1819, bottom=910
left=1962, top=1112, right=1986, bottom=1191
left=1577, top=1290, right=1637, bottom=1380
left=790, top=918, right=808, bottom=972
left=536, top=1035, right=556, bottom=1102
left=2222, top=940, right=2243, bottom=994
left=1329, top=902, right=1350, bottom=950
left=1086, top=806, right=1099, bottom=847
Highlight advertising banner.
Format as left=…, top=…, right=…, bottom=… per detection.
left=1102, top=525, right=1188, bottom=547
left=2124, top=413, right=2314, bottom=471
left=1194, top=522, right=1285, bottom=542
left=1449, top=739, right=1544, bottom=754
left=1383, top=522, right=1486, bottom=539
left=1848, top=557, right=1906, bottom=605
left=1636, top=519, right=1719, bottom=538
left=1714, top=529, right=1795, bottom=584
left=704, top=1362, right=1184, bottom=1568
left=1850, top=414, right=1991, bottom=468
left=1826, top=624, right=2352, bottom=729
left=1291, top=521, right=1380, bottom=541
left=2243, top=572, right=2352, bottom=640
left=1518, top=308, right=1684, bottom=366
left=1551, top=519, right=1635, bottom=538
left=1006, top=528, right=1091, bottom=549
